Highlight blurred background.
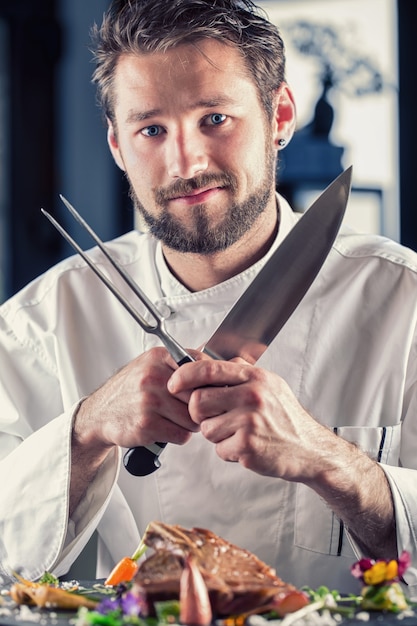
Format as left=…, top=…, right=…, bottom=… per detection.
left=0, top=0, right=416, bottom=304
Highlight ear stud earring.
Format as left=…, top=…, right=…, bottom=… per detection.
left=278, top=138, right=286, bottom=147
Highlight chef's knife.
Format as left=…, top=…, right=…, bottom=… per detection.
left=123, top=166, right=352, bottom=476
left=204, top=167, right=352, bottom=360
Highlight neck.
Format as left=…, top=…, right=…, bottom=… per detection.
left=162, top=202, right=279, bottom=292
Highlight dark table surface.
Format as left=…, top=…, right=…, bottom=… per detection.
left=0, top=580, right=104, bottom=626
left=1, top=581, right=417, bottom=626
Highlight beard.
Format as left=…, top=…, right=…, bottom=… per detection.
left=129, top=146, right=276, bottom=255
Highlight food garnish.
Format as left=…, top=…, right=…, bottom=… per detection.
left=179, top=555, right=212, bottom=625
left=80, top=543, right=415, bottom=625
left=38, top=571, right=60, bottom=586
left=6, top=535, right=415, bottom=625
left=8, top=573, right=100, bottom=611
left=104, top=533, right=148, bottom=586
left=10, top=582, right=99, bottom=610
left=351, top=550, right=411, bottom=612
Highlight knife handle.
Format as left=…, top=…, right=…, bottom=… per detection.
left=123, top=442, right=166, bottom=476
left=123, top=353, right=194, bottom=476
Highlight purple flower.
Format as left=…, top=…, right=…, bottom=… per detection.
left=120, top=592, right=144, bottom=617
left=398, top=551, right=412, bottom=578
left=97, top=591, right=144, bottom=618
left=351, top=558, right=374, bottom=580
left=97, top=596, right=122, bottom=615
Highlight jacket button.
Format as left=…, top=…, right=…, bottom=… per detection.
left=156, top=302, right=173, bottom=319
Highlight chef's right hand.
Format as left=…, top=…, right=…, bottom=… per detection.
left=73, top=347, right=200, bottom=453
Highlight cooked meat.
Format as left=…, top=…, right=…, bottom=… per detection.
left=133, top=521, right=308, bottom=617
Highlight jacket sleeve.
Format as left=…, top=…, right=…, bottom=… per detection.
left=345, top=313, right=417, bottom=595
left=387, top=316, right=417, bottom=591
left=0, top=309, right=119, bottom=582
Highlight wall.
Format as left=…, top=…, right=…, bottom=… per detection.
left=259, top=0, right=399, bottom=239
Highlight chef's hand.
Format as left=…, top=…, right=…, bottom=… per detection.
left=167, top=357, right=398, bottom=562
left=69, top=347, right=205, bottom=515
left=167, top=357, right=338, bottom=481
left=75, top=347, right=202, bottom=452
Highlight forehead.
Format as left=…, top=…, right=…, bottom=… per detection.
left=111, top=39, right=260, bottom=117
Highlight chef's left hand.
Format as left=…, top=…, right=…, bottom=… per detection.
left=168, top=356, right=398, bottom=562
left=167, top=357, right=329, bottom=481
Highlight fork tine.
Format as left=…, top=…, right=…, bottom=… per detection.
left=42, top=206, right=193, bottom=476
left=59, top=194, right=162, bottom=324
left=40, top=208, right=154, bottom=332
left=43, top=199, right=193, bottom=366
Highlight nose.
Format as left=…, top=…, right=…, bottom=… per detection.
left=166, top=128, right=209, bottom=179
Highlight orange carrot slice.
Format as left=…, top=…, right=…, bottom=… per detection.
left=104, top=556, right=139, bottom=586
left=104, top=529, right=149, bottom=586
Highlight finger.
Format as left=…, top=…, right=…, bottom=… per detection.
left=140, top=392, right=200, bottom=436
left=103, top=384, right=199, bottom=449
left=125, top=348, right=200, bottom=438
left=202, top=418, right=250, bottom=465
left=188, top=366, right=269, bottom=423
left=159, top=346, right=207, bottom=371
left=138, top=410, right=198, bottom=446
left=187, top=347, right=212, bottom=361
left=228, top=356, right=253, bottom=365
left=198, top=411, right=239, bottom=444
left=188, top=385, right=233, bottom=424
left=200, top=412, right=277, bottom=472
left=167, top=359, right=251, bottom=395
left=165, top=349, right=212, bottom=403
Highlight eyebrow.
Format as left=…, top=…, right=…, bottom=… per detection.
left=126, top=109, right=161, bottom=124
left=125, top=95, right=239, bottom=125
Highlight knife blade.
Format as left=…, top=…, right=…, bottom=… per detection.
left=203, top=166, right=352, bottom=361
left=123, top=166, right=352, bottom=476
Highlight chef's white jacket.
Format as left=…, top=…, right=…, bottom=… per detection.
left=1, top=195, right=417, bottom=595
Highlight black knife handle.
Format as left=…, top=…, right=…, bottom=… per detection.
left=123, top=442, right=167, bottom=476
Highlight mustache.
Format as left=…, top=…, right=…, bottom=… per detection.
left=154, top=172, right=238, bottom=204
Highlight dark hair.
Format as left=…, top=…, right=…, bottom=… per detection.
left=91, top=0, right=286, bottom=122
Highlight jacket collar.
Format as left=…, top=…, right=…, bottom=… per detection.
left=155, top=193, right=297, bottom=299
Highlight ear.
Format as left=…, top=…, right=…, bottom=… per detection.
left=271, top=83, right=296, bottom=150
left=107, top=119, right=126, bottom=171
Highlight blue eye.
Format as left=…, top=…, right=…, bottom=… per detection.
left=142, top=125, right=161, bottom=137
left=208, top=113, right=226, bottom=125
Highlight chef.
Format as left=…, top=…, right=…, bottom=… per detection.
left=1, top=0, right=416, bottom=596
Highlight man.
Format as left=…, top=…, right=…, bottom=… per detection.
left=0, top=0, right=416, bottom=595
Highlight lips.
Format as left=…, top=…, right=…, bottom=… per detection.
left=170, top=186, right=223, bottom=205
